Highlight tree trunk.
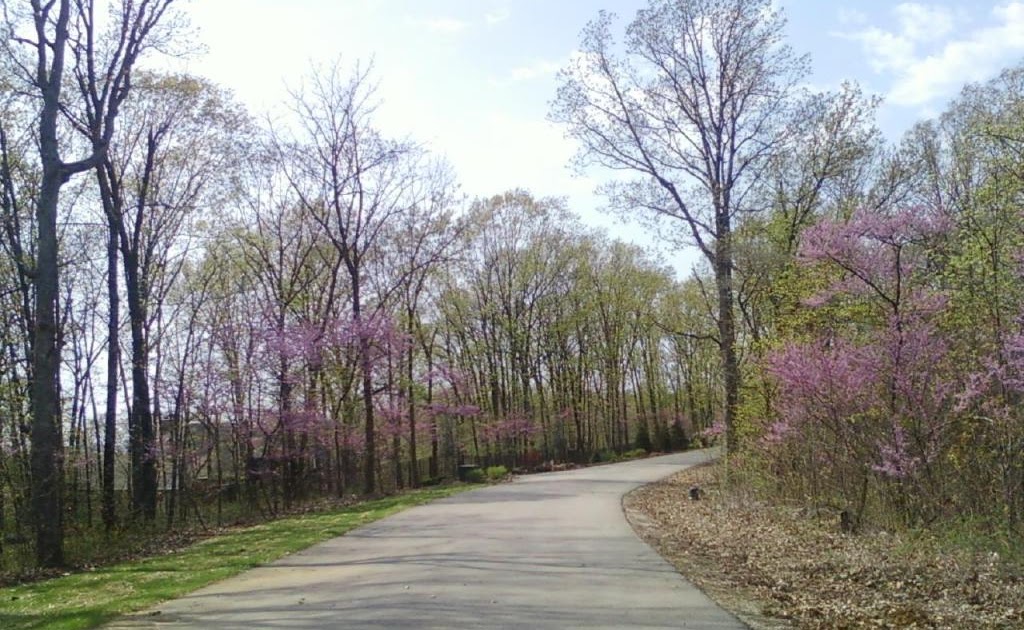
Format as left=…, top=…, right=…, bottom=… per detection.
left=30, top=9, right=72, bottom=561
left=31, top=157, right=65, bottom=568
left=426, top=342, right=438, bottom=479
left=124, top=254, right=157, bottom=520
left=353, top=277, right=376, bottom=495
left=714, top=217, right=739, bottom=452
left=406, top=310, right=419, bottom=487
left=101, top=176, right=119, bottom=531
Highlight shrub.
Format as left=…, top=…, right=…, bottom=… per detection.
left=464, top=468, right=486, bottom=484
left=653, top=420, right=671, bottom=452
left=669, top=420, right=690, bottom=450
left=484, top=465, right=508, bottom=481
left=634, top=421, right=653, bottom=452
left=591, top=449, right=621, bottom=464
left=623, top=448, right=648, bottom=459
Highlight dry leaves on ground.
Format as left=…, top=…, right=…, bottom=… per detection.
left=625, top=464, right=1024, bottom=630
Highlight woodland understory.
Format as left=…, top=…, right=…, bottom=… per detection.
left=628, top=464, right=1024, bottom=629
left=0, top=0, right=1022, bottom=597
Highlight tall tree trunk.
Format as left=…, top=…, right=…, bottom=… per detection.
left=124, top=255, right=157, bottom=520
left=360, top=345, right=376, bottom=495
left=30, top=0, right=73, bottom=565
left=101, top=177, right=119, bottom=531
left=31, top=153, right=65, bottom=568
left=279, top=346, right=296, bottom=508
left=426, top=341, right=438, bottom=479
left=353, top=276, right=376, bottom=495
left=406, top=310, right=419, bottom=487
left=714, top=218, right=739, bottom=452
left=387, top=355, right=402, bottom=490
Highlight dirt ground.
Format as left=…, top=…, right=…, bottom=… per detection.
left=624, top=463, right=1024, bottom=629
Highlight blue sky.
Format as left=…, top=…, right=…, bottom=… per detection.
left=176, top=1, right=1024, bottom=271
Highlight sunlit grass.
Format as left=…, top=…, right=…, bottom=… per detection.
left=0, top=484, right=476, bottom=630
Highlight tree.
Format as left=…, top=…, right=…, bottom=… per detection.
left=0, top=99, right=37, bottom=545
left=232, top=149, right=333, bottom=504
left=375, top=159, right=463, bottom=487
left=552, top=0, right=809, bottom=451
left=765, top=206, right=952, bottom=528
left=634, top=419, right=652, bottom=452
left=281, top=61, right=419, bottom=494
left=94, top=72, right=241, bottom=521
left=2, top=0, right=177, bottom=567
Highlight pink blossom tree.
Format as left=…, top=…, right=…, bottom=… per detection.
left=763, top=207, right=956, bottom=527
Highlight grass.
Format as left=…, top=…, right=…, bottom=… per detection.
left=901, top=515, right=1024, bottom=569
left=0, top=483, right=477, bottom=630
left=589, top=447, right=650, bottom=464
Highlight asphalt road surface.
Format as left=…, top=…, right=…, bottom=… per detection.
left=108, top=450, right=746, bottom=629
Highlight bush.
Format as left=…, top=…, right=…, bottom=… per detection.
left=669, top=420, right=690, bottom=450
left=623, top=448, right=648, bottom=460
left=653, top=421, right=671, bottom=452
left=591, top=449, right=621, bottom=464
left=464, top=468, right=486, bottom=484
left=634, top=421, right=653, bottom=452
left=484, top=465, right=508, bottom=481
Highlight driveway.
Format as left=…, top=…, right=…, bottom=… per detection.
left=108, top=450, right=745, bottom=629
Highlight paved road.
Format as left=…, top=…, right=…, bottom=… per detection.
left=109, top=450, right=745, bottom=629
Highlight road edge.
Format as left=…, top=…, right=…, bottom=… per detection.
left=621, top=459, right=788, bottom=630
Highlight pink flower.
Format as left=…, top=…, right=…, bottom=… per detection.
left=701, top=421, right=726, bottom=439
left=872, top=424, right=919, bottom=479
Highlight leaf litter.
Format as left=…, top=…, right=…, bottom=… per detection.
left=624, top=463, right=1024, bottom=629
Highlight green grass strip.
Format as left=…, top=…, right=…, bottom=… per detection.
left=0, top=484, right=477, bottom=630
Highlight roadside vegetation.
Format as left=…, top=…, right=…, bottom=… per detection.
left=628, top=464, right=1024, bottom=629
left=0, top=484, right=475, bottom=630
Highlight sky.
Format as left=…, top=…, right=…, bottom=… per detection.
left=171, top=1, right=1024, bottom=274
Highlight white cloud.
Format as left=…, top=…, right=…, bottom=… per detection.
left=837, top=8, right=868, bottom=25
left=421, top=17, right=470, bottom=34
left=894, top=3, right=954, bottom=42
left=488, top=58, right=564, bottom=87
left=485, top=8, right=510, bottom=25
left=509, top=59, right=562, bottom=82
left=853, top=27, right=915, bottom=73
left=439, top=112, right=665, bottom=260
left=450, top=114, right=584, bottom=196
left=841, top=2, right=1024, bottom=107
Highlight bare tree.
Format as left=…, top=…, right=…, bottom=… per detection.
left=280, top=62, right=419, bottom=494
left=233, top=150, right=334, bottom=504
left=551, top=0, right=808, bottom=451
left=2, top=0, right=178, bottom=566
left=373, top=159, right=464, bottom=487
left=93, top=72, right=239, bottom=521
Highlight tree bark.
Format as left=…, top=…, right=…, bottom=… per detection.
left=714, top=218, right=739, bottom=452
left=93, top=164, right=121, bottom=530
left=103, top=208, right=119, bottom=530
left=124, top=252, right=157, bottom=519
left=406, top=310, right=419, bottom=487
left=30, top=0, right=74, bottom=568
left=31, top=160, right=65, bottom=568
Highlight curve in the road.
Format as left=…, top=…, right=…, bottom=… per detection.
left=108, top=449, right=746, bottom=629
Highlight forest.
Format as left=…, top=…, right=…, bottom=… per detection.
left=1, top=0, right=1022, bottom=580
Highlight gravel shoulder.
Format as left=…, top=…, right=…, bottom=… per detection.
left=624, top=463, right=1024, bottom=629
